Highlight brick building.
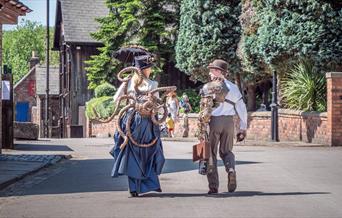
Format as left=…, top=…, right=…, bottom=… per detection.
left=0, top=0, right=31, bottom=153
left=14, top=54, right=59, bottom=138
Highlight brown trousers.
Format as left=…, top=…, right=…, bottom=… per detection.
left=207, top=115, right=235, bottom=189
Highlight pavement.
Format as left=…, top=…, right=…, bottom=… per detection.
left=0, top=138, right=341, bottom=218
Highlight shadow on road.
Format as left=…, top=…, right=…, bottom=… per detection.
left=141, top=191, right=330, bottom=198
left=1, top=158, right=260, bottom=197
left=13, top=144, right=74, bottom=152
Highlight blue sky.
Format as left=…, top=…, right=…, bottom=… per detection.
left=3, top=0, right=57, bottom=30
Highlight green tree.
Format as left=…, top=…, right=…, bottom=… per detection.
left=86, top=0, right=180, bottom=89
left=241, top=0, right=342, bottom=74
left=3, top=20, right=59, bottom=83
left=175, top=0, right=241, bottom=82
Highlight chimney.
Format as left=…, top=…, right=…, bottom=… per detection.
left=29, top=51, right=40, bottom=69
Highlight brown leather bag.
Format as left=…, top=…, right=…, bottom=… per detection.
left=193, top=140, right=210, bottom=162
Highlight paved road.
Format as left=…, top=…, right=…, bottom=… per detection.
left=1, top=139, right=342, bottom=218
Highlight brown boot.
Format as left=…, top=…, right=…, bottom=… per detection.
left=228, top=171, right=237, bottom=192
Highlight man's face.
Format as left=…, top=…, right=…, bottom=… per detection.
left=209, top=68, right=223, bottom=80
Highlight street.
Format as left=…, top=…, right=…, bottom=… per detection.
left=1, top=138, right=342, bottom=218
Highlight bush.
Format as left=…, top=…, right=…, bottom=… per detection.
left=86, top=96, right=115, bottom=120
left=282, top=60, right=326, bottom=112
left=94, top=82, right=116, bottom=98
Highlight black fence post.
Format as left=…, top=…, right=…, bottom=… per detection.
left=271, top=70, right=279, bottom=142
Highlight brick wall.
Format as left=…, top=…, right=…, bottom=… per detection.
left=86, top=72, right=342, bottom=146
left=86, top=110, right=330, bottom=145
left=14, top=68, right=37, bottom=121
left=327, top=72, right=342, bottom=146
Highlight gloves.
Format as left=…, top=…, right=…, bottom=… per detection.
left=236, top=130, right=247, bottom=142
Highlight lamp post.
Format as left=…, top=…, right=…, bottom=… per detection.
left=45, top=0, right=50, bottom=138
left=271, top=70, right=279, bottom=142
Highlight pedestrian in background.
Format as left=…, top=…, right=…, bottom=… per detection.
left=180, top=94, right=192, bottom=137
left=166, top=91, right=180, bottom=122
left=166, top=113, right=175, bottom=137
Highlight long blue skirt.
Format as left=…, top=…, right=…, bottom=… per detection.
left=111, top=110, right=165, bottom=194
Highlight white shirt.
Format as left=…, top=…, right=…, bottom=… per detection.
left=211, top=79, right=248, bottom=130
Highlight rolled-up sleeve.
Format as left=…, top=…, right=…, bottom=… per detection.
left=235, top=97, right=248, bottom=130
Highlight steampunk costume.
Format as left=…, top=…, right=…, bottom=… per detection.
left=201, top=59, right=247, bottom=194
left=106, top=54, right=176, bottom=197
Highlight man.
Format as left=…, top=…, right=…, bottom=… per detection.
left=206, top=59, right=248, bottom=194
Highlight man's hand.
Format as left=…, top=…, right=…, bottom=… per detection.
left=236, top=130, right=247, bottom=142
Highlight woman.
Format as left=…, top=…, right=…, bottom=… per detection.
left=111, top=55, right=165, bottom=197
left=166, top=91, right=179, bottom=122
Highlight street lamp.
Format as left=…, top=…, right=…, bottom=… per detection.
left=271, top=70, right=279, bottom=142
left=45, top=0, right=50, bottom=138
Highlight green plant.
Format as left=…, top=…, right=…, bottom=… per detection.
left=86, top=96, right=115, bottom=120
left=282, top=60, right=326, bottom=112
left=94, top=82, right=116, bottom=98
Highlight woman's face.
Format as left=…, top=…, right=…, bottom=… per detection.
left=142, top=67, right=152, bottom=78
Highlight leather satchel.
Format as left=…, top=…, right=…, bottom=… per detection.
left=192, top=140, right=210, bottom=162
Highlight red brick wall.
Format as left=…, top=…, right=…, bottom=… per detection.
left=327, top=72, right=342, bottom=146
left=87, top=110, right=330, bottom=145
left=14, top=68, right=36, bottom=121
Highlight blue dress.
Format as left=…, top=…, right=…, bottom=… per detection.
left=111, top=109, right=165, bottom=194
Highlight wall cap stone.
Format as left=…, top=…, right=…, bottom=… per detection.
left=250, top=109, right=327, bottom=117
left=326, top=72, right=342, bottom=78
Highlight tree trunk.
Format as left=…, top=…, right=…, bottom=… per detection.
left=246, top=83, right=256, bottom=111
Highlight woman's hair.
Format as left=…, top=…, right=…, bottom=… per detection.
left=131, top=68, right=149, bottom=88
left=131, top=72, right=141, bottom=88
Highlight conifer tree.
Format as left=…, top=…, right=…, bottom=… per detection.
left=86, top=0, right=180, bottom=89
left=241, top=0, right=342, bottom=74
left=175, top=0, right=241, bottom=82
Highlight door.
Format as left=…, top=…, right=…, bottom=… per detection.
left=15, top=102, right=29, bottom=122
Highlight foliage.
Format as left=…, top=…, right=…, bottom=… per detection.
left=86, top=0, right=180, bottom=89
left=2, top=20, right=59, bottom=83
left=94, top=82, right=116, bottom=98
left=86, top=96, right=115, bottom=120
left=282, top=60, right=326, bottom=112
left=175, top=0, right=241, bottom=82
left=178, top=89, right=201, bottom=113
left=241, top=0, right=342, bottom=75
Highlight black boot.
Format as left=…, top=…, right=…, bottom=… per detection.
left=130, top=191, right=139, bottom=197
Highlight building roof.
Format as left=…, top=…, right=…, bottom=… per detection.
left=36, top=66, right=59, bottom=95
left=0, top=0, right=32, bottom=24
left=53, top=0, right=108, bottom=47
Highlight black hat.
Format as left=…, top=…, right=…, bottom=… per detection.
left=134, top=55, right=154, bottom=70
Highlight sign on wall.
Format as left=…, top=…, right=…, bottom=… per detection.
left=1, top=80, right=10, bottom=100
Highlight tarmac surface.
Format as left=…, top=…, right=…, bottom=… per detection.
left=0, top=138, right=342, bottom=218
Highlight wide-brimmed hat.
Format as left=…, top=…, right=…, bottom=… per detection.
left=207, top=59, right=228, bottom=74
left=134, top=55, right=154, bottom=70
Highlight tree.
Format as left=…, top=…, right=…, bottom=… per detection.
left=241, top=0, right=342, bottom=74
left=86, top=0, right=180, bottom=89
left=2, top=20, right=59, bottom=83
left=175, top=0, right=241, bottom=82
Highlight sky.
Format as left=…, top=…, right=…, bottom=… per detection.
left=3, top=0, right=57, bottom=31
